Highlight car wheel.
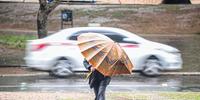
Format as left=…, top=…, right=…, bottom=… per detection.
left=50, top=59, right=74, bottom=77
left=142, top=58, right=161, bottom=76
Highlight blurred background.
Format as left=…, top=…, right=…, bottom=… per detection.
left=0, top=2, right=200, bottom=72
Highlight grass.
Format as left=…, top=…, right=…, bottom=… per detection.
left=111, top=11, right=125, bottom=18
left=109, top=92, right=200, bottom=100
left=160, top=92, right=200, bottom=100
left=61, top=92, right=200, bottom=100
left=1, top=91, right=200, bottom=100
left=0, top=17, right=15, bottom=23
left=108, top=92, right=149, bottom=100
left=77, top=10, right=108, bottom=18
left=0, top=34, right=37, bottom=48
left=159, top=5, right=181, bottom=12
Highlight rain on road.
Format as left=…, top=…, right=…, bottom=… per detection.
left=0, top=73, right=200, bottom=92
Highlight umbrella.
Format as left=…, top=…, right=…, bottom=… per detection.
left=77, top=33, right=133, bottom=76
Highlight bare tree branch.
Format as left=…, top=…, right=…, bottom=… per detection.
left=46, top=0, right=60, bottom=14
left=38, top=0, right=47, bottom=8
left=37, top=0, right=60, bottom=38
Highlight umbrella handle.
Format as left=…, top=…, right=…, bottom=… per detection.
left=86, top=71, right=92, bottom=79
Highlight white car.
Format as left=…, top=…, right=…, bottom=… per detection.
left=24, top=27, right=182, bottom=77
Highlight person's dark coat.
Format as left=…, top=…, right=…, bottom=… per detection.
left=83, top=59, right=111, bottom=88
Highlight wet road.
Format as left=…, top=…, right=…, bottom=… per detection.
left=0, top=73, right=200, bottom=92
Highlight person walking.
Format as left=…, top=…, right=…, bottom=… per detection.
left=83, top=59, right=111, bottom=100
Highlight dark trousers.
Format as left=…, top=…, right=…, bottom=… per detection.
left=93, top=78, right=110, bottom=100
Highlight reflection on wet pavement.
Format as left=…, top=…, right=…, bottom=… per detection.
left=0, top=74, right=200, bottom=92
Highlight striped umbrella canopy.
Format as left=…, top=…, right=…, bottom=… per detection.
left=77, top=33, right=133, bottom=76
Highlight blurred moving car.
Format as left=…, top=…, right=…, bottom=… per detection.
left=24, top=27, right=182, bottom=77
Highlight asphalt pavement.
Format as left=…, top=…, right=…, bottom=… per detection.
left=1, top=71, right=200, bottom=92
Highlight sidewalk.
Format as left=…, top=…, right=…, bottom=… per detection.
left=0, top=91, right=200, bottom=100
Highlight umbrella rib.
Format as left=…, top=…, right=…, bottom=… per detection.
left=109, top=58, right=129, bottom=76
left=111, top=60, right=119, bottom=75
left=107, top=59, right=120, bottom=76
left=95, top=42, right=114, bottom=70
left=116, top=43, right=123, bottom=59
left=107, top=50, right=122, bottom=76
left=106, top=43, right=125, bottom=76
left=103, top=44, right=120, bottom=76
left=87, top=42, right=111, bottom=61
left=111, top=43, right=123, bottom=67
left=79, top=40, right=107, bottom=52
left=118, top=44, right=133, bottom=73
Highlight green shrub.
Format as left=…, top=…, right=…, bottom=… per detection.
left=0, top=34, right=36, bottom=49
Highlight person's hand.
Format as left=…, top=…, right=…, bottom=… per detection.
left=90, top=67, right=95, bottom=72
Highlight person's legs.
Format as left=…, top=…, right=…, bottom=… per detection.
left=93, top=84, right=99, bottom=100
left=96, top=78, right=110, bottom=100
left=96, top=84, right=107, bottom=100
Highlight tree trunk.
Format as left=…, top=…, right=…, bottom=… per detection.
left=37, top=9, right=48, bottom=39
left=37, top=0, right=59, bottom=39
left=162, top=0, right=191, bottom=4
